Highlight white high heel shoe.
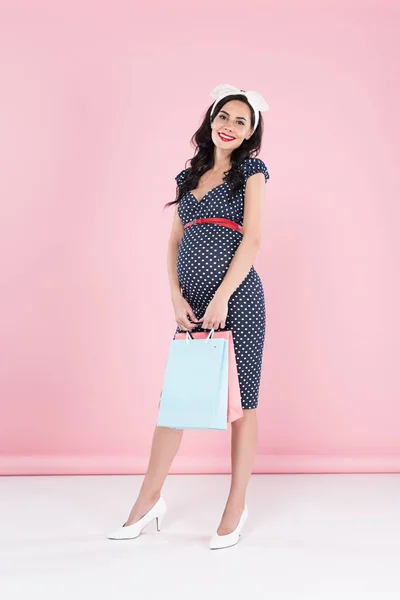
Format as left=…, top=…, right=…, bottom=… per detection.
left=209, top=505, right=249, bottom=550
left=106, top=496, right=167, bottom=540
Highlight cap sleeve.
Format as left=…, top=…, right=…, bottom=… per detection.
left=242, top=157, right=270, bottom=184
left=175, top=167, right=190, bottom=187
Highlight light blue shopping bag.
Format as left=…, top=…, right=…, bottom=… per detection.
left=157, top=329, right=229, bottom=430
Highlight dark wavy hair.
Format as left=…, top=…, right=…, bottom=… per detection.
left=163, top=93, right=264, bottom=210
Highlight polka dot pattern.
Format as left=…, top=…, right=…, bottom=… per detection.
left=173, top=157, right=270, bottom=410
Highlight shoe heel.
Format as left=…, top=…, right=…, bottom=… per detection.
left=156, top=514, right=164, bottom=531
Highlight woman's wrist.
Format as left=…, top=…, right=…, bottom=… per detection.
left=170, top=286, right=182, bottom=300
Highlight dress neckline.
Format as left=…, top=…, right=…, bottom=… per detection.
left=188, top=182, right=227, bottom=204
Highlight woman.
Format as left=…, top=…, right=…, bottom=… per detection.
left=107, top=83, right=270, bottom=549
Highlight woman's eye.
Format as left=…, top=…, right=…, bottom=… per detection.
left=218, top=115, right=245, bottom=126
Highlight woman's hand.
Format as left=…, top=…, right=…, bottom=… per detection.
left=198, top=292, right=229, bottom=331
left=171, top=291, right=201, bottom=331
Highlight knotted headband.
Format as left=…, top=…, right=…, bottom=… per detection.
left=210, top=83, right=269, bottom=133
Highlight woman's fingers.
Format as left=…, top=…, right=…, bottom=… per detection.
left=200, top=321, right=222, bottom=331
left=177, top=317, right=195, bottom=331
left=178, top=312, right=225, bottom=331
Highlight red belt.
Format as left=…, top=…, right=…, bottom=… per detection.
left=183, top=217, right=243, bottom=235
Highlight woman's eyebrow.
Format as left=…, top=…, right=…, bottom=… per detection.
left=219, top=110, right=247, bottom=121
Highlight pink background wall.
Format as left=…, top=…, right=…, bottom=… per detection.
left=1, top=1, right=399, bottom=475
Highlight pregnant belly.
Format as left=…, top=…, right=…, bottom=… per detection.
left=177, top=228, right=240, bottom=299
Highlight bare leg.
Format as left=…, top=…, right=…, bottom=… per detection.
left=216, top=408, right=258, bottom=535
left=124, top=425, right=183, bottom=526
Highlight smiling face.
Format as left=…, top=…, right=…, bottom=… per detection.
left=210, top=100, right=254, bottom=151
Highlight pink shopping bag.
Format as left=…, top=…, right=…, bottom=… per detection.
left=174, top=329, right=243, bottom=423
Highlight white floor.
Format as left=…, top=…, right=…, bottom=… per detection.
left=1, top=473, right=400, bottom=599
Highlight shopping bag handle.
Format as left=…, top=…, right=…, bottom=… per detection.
left=186, top=328, right=215, bottom=344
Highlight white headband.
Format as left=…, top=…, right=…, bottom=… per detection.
left=210, top=83, right=269, bottom=133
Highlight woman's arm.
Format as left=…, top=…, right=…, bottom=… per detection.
left=167, top=195, right=184, bottom=300
left=215, top=172, right=266, bottom=301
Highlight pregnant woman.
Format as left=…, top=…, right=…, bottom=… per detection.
left=107, top=83, right=270, bottom=549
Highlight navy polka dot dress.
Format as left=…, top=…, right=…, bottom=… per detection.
left=173, top=157, right=270, bottom=410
